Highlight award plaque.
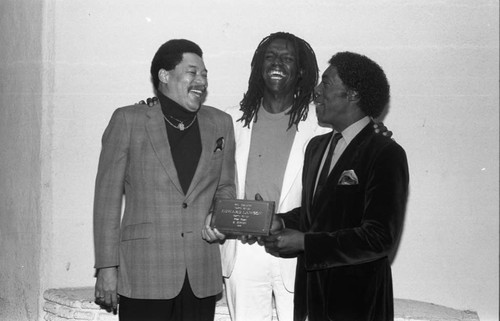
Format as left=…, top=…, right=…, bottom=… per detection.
left=210, top=199, right=275, bottom=236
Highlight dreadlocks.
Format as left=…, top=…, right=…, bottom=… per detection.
left=238, top=32, right=319, bottom=129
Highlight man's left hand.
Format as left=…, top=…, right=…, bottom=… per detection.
left=137, top=96, right=158, bottom=107
left=373, top=122, right=393, bottom=138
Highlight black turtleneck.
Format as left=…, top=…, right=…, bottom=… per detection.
left=157, top=91, right=201, bottom=195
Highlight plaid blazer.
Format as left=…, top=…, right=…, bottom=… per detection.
left=93, top=103, right=236, bottom=299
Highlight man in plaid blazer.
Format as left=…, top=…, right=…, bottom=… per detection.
left=93, top=39, right=235, bottom=321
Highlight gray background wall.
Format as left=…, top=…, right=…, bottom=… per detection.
left=0, top=0, right=498, bottom=320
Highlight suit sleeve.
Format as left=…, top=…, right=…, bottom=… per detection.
left=280, top=207, right=302, bottom=230
left=93, top=108, right=129, bottom=269
left=304, top=142, right=409, bottom=270
left=213, top=113, right=237, bottom=202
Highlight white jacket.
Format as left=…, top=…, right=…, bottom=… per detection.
left=220, top=105, right=330, bottom=291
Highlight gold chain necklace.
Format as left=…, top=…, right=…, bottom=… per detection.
left=163, top=114, right=197, bottom=131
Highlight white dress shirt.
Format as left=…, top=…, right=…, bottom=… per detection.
left=315, top=116, right=371, bottom=193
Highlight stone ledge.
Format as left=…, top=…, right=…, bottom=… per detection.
left=43, top=287, right=479, bottom=321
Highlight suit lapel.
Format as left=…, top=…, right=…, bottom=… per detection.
left=279, top=117, right=318, bottom=211
left=146, top=106, right=184, bottom=194
left=328, top=123, right=373, bottom=187
left=305, top=133, right=332, bottom=222
left=310, top=123, right=373, bottom=220
left=235, top=122, right=252, bottom=200
left=185, top=107, right=216, bottom=199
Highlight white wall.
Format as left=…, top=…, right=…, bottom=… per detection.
left=0, top=0, right=498, bottom=320
left=0, top=0, right=46, bottom=319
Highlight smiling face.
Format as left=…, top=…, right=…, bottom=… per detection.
left=261, top=38, right=299, bottom=97
left=314, top=65, right=354, bottom=130
left=160, top=53, right=207, bottom=112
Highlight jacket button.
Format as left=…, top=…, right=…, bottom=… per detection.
left=182, top=203, right=187, bottom=208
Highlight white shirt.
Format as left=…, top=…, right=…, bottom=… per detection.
left=315, top=116, right=371, bottom=193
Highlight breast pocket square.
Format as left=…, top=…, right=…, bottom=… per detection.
left=214, top=137, right=225, bottom=152
left=338, top=169, right=359, bottom=185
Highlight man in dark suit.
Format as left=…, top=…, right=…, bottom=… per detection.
left=263, top=51, right=409, bottom=321
left=93, top=39, right=235, bottom=321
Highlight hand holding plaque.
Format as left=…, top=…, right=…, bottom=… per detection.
left=210, top=199, right=275, bottom=236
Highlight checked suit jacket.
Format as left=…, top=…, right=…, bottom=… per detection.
left=282, top=121, right=409, bottom=321
left=93, top=103, right=236, bottom=300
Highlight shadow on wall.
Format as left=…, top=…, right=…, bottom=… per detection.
left=375, top=100, right=406, bottom=266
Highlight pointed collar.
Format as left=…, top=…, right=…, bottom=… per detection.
left=339, top=116, right=371, bottom=145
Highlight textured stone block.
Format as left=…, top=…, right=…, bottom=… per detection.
left=43, top=287, right=480, bottom=321
left=97, top=312, right=119, bottom=321
left=57, top=305, right=76, bottom=318
left=394, top=299, right=480, bottom=321
left=43, top=301, right=60, bottom=315
left=73, top=309, right=95, bottom=320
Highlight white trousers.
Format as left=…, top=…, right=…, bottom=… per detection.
left=224, top=243, right=294, bottom=321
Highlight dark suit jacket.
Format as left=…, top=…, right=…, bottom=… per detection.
left=93, top=103, right=236, bottom=299
left=282, top=122, right=409, bottom=321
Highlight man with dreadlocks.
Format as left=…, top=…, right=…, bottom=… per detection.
left=219, top=32, right=327, bottom=321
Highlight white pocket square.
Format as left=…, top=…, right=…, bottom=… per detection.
left=338, top=169, right=358, bottom=185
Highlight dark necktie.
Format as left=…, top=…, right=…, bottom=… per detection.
left=314, top=132, right=342, bottom=204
